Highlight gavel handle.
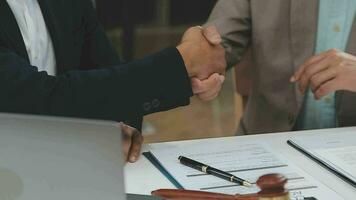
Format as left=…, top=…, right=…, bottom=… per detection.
left=152, top=189, right=235, bottom=200
left=152, top=189, right=258, bottom=200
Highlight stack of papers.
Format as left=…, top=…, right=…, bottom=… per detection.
left=144, top=139, right=343, bottom=199
left=288, top=130, right=356, bottom=187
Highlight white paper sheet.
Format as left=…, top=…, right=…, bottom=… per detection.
left=316, top=146, right=356, bottom=181
left=149, top=140, right=343, bottom=200
left=290, top=130, right=356, bottom=185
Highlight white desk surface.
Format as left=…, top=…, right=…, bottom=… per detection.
left=124, top=127, right=356, bottom=200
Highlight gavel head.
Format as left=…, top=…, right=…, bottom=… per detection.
left=256, top=174, right=289, bottom=200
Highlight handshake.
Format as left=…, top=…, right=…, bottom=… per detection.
left=122, top=26, right=227, bottom=164
left=177, top=26, right=227, bottom=101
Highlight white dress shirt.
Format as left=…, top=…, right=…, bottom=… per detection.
left=7, top=0, right=56, bottom=75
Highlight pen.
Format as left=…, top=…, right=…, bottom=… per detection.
left=178, top=156, right=252, bottom=187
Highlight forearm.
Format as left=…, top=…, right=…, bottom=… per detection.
left=0, top=47, right=192, bottom=121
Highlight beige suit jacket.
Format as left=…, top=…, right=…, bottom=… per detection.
left=207, top=0, right=356, bottom=134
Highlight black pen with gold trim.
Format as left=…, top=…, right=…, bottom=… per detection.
left=178, top=156, right=252, bottom=187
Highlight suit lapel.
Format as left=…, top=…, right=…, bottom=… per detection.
left=37, top=0, right=63, bottom=70
left=0, top=0, right=29, bottom=62
left=290, top=0, right=319, bottom=107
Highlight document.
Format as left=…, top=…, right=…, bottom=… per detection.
left=288, top=130, right=356, bottom=187
left=316, top=146, right=356, bottom=180
left=145, top=140, right=343, bottom=199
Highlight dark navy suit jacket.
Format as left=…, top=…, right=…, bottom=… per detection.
left=0, top=0, right=193, bottom=129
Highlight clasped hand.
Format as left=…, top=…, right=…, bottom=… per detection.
left=291, top=49, right=356, bottom=99
left=177, top=26, right=227, bottom=101
left=122, top=26, right=227, bottom=164
left=121, top=123, right=143, bottom=163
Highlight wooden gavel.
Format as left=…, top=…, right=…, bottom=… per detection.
left=152, top=174, right=289, bottom=200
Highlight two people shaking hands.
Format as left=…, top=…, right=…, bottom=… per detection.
left=121, top=26, right=228, bottom=163
left=0, top=1, right=226, bottom=164
left=5, top=0, right=356, bottom=164
left=121, top=26, right=227, bottom=163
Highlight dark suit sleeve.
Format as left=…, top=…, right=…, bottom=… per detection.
left=78, top=0, right=120, bottom=69
left=0, top=46, right=193, bottom=122
left=78, top=0, right=138, bottom=128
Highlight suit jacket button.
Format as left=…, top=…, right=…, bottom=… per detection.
left=143, top=102, right=152, bottom=112
left=152, top=99, right=160, bottom=108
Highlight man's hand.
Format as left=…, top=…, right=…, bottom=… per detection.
left=177, top=26, right=226, bottom=101
left=191, top=73, right=225, bottom=101
left=291, top=49, right=356, bottom=99
left=177, top=26, right=226, bottom=80
left=121, top=123, right=143, bottom=163
left=202, top=25, right=223, bottom=45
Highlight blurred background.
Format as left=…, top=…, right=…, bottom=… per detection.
left=95, top=0, right=244, bottom=143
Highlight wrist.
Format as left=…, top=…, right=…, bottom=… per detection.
left=176, top=45, right=195, bottom=77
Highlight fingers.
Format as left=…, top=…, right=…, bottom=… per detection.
left=122, top=141, right=130, bottom=162
left=191, top=73, right=225, bottom=101
left=128, top=131, right=143, bottom=163
left=291, top=49, right=356, bottom=99
left=309, top=67, right=338, bottom=92
left=202, top=26, right=222, bottom=45
left=121, top=123, right=143, bottom=163
left=192, top=73, right=220, bottom=93
left=291, top=49, right=335, bottom=82
left=314, top=79, right=341, bottom=99
left=298, top=55, right=339, bottom=93
left=180, top=26, right=204, bottom=43
left=121, top=123, right=133, bottom=162
left=291, top=49, right=347, bottom=94
left=177, top=25, right=226, bottom=80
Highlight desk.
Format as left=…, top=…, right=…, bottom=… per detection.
left=125, top=127, right=356, bottom=199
